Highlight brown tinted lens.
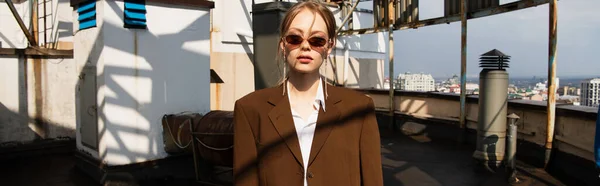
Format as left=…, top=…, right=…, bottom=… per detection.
left=285, top=35, right=303, bottom=45
left=308, top=37, right=327, bottom=47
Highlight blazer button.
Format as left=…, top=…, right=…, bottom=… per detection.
left=307, top=172, right=314, bottom=178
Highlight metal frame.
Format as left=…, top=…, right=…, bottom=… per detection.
left=335, top=0, right=557, bottom=166
left=2, top=0, right=73, bottom=58
left=339, top=0, right=550, bottom=35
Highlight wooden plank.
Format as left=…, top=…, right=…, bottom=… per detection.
left=0, top=47, right=74, bottom=58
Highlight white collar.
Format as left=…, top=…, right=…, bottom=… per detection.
left=315, top=77, right=326, bottom=112
left=286, top=77, right=326, bottom=112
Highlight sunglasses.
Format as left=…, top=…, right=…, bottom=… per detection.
left=284, top=34, right=329, bottom=49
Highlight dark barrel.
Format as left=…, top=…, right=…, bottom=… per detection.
left=162, top=113, right=202, bottom=154
left=193, top=111, right=234, bottom=167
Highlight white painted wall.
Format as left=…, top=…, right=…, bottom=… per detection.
left=212, top=0, right=253, bottom=54
left=0, top=0, right=72, bottom=48
left=96, top=1, right=211, bottom=165
left=73, top=0, right=104, bottom=159
left=41, top=0, right=74, bottom=44
left=1, top=0, right=77, bottom=144
left=0, top=2, right=30, bottom=141
left=0, top=56, right=34, bottom=142
left=0, top=1, right=30, bottom=48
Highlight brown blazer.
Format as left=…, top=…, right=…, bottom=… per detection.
left=233, top=81, right=383, bottom=186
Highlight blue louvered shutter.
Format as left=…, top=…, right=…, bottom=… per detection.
left=124, top=0, right=147, bottom=29
left=78, top=0, right=96, bottom=30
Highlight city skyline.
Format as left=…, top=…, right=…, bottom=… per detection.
left=380, top=0, right=599, bottom=78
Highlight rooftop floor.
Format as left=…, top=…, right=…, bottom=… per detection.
left=0, top=114, right=567, bottom=186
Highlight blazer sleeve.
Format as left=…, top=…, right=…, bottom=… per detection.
left=233, top=100, right=259, bottom=186
left=360, top=98, right=384, bottom=186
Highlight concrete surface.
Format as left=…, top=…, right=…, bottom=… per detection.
left=0, top=115, right=568, bottom=186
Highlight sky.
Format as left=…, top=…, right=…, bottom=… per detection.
left=374, top=0, right=600, bottom=79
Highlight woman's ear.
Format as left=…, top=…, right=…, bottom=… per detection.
left=327, top=39, right=336, bottom=54
left=279, top=41, right=286, bottom=54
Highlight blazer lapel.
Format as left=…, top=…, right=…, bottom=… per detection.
left=308, top=83, right=341, bottom=167
left=267, top=86, right=304, bottom=167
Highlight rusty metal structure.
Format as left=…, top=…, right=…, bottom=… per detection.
left=328, top=0, right=558, bottom=167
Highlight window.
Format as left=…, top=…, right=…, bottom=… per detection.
left=77, top=0, right=96, bottom=30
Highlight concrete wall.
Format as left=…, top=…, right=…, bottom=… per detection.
left=1, top=0, right=76, bottom=144
left=323, top=54, right=384, bottom=89
left=363, top=90, right=599, bottom=162
left=0, top=56, right=34, bottom=142
left=210, top=52, right=254, bottom=111
left=92, top=1, right=211, bottom=165
left=0, top=0, right=30, bottom=140
left=0, top=1, right=30, bottom=48
left=73, top=0, right=104, bottom=160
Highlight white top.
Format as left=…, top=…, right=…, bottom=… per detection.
left=287, top=79, right=325, bottom=186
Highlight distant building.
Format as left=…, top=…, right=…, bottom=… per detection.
left=383, top=77, right=391, bottom=90
left=558, top=86, right=568, bottom=96
left=580, top=78, right=600, bottom=107
left=466, top=83, right=479, bottom=94
left=567, top=87, right=579, bottom=96
left=448, top=74, right=459, bottom=85
left=533, top=78, right=560, bottom=94
left=396, top=72, right=435, bottom=92
left=529, top=94, right=544, bottom=101
left=558, top=95, right=580, bottom=105
left=449, top=84, right=461, bottom=94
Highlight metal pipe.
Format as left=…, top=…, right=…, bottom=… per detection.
left=545, top=0, right=558, bottom=168
left=336, top=0, right=360, bottom=35
left=43, top=0, right=47, bottom=46
left=385, top=0, right=395, bottom=130
left=373, top=0, right=379, bottom=29
left=459, top=0, right=467, bottom=132
left=343, top=43, right=349, bottom=86
left=5, top=0, right=37, bottom=47
left=339, top=0, right=551, bottom=36
left=506, top=113, right=520, bottom=183
left=507, top=122, right=518, bottom=182
left=388, top=24, right=394, bottom=129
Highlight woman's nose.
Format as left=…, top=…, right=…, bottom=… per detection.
left=300, top=38, right=311, bottom=51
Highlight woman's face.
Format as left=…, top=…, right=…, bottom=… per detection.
left=281, top=9, right=332, bottom=75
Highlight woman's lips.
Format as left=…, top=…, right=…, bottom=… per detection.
left=297, top=55, right=313, bottom=63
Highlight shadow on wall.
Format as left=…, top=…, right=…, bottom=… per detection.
left=76, top=1, right=211, bottom=165
left=54, top=20, right=73, bottom=46
left=0, top=32, right=16, bottom=48
left=358, top=58, right=381, bottom=88
left=0, top=102, right=75, bottom=144
left=484, top=134, right=499, bottom=171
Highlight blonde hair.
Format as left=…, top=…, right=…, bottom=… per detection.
left=276, top=0, right=337, bottom=86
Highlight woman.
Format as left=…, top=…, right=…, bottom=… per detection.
left=233, top=1, right=383, bottom=186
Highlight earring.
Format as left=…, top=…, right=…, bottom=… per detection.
left=324, top=56, right=329, bottom=100
left=282, top=53, right=287, bottom=96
